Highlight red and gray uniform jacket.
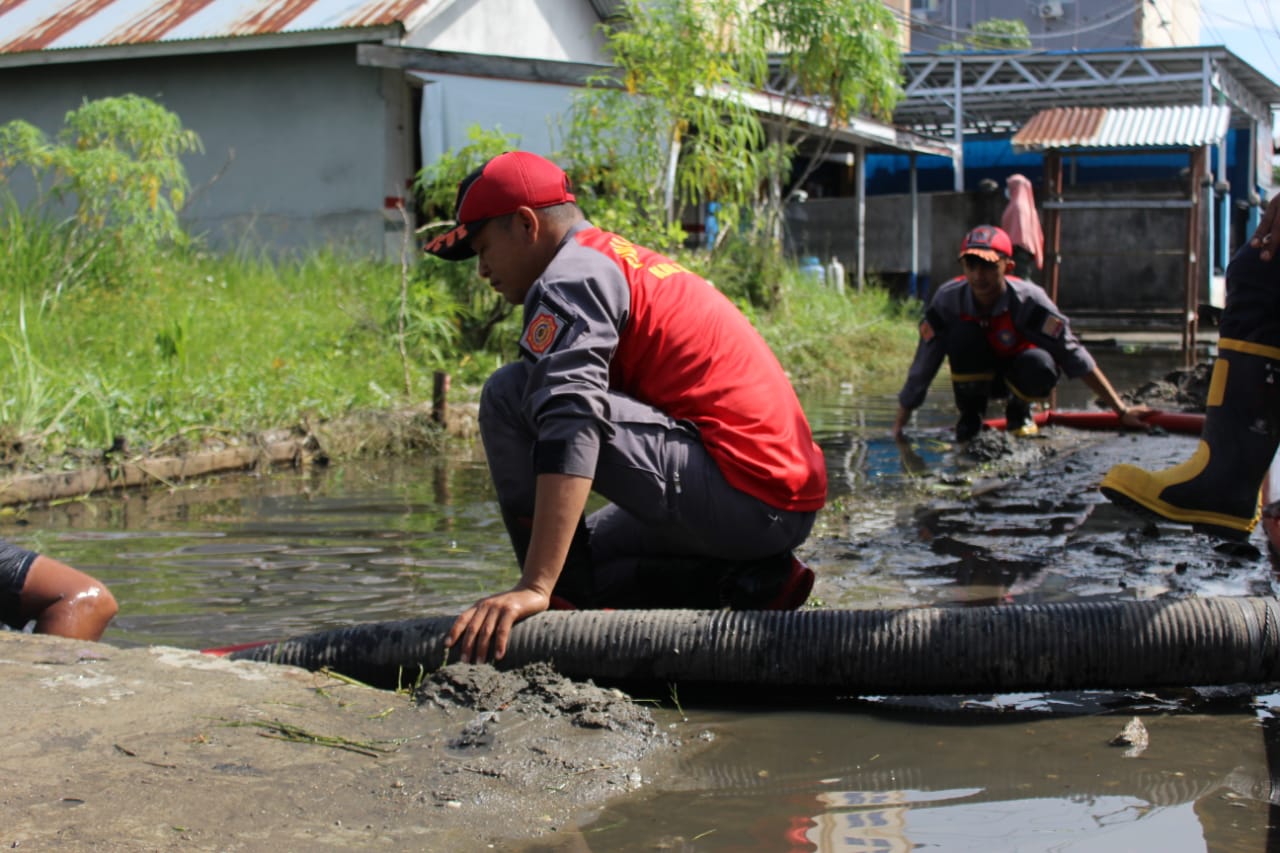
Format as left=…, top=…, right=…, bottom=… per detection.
left=897, top=275, right=1096, bottom=411
left=516, top=221, right=826, bottom=513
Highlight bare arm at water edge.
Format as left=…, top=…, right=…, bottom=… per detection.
left=1079, top=370, right=1152, bottom=429
left=20, top=554, right=119, bottom=641
left=445, top=473, right=592, bottom=664
left=892, top=405, right=913, bottom=440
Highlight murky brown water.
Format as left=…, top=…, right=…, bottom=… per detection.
left=539, top=703, right=1277, bottom=852
left=8, top=342, right=1280, bottom=850
left=13, top=448, right=505, bottom=650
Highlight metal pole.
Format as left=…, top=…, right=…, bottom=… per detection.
left=856, top=144, right=866, bottom=291
left=1045, top=152, right=1063, bottom=305
left=953, top=58, right=965, bottom=192
left=1183, top=147, right=1205, bottom=361
left=910, top=152, right=920, bottom=299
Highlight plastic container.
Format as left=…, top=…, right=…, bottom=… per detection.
left=798, top=256, right=825, bottom=285
left=826, top=256, right=846, bottom=291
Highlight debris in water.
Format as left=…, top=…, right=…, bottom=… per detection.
left=1108, top=716, right=1149, bottom=757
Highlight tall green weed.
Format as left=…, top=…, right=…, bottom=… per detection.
left=758, top=271, right=920, bottom=388
left=0, top=95, right=200, bottom=298
left=0, top=240, right=917, bottom=463
left=413, top=126, right=522, bottom=353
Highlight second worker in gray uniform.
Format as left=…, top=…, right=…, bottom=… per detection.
left=892, top=225, right=1149, bottom=442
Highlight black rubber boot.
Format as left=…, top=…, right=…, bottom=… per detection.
left=1004, top=396, right=1039, bottom=437
left=718, top=553, right=814, bottom=610
left=953, top=389, right=988, bottom=442
left=1100, top=339, right=1280, bottom=540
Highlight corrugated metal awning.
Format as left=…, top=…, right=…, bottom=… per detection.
left=708, top=83, right=956, bottom=159
left=0, top=0, right=435, bottom=56
left=1012, top=105, right=1232, bottom=152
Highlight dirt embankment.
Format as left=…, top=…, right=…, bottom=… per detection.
left=2, top=632, right=693, bottom=851
left=0, top=401, right=479, bottom=509
left=1122, top=361, right=1211, bottom=412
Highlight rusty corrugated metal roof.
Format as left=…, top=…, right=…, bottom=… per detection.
left=0, top=0, right=434, bottom=56
left=1012, top=105, right=1232, bottom=151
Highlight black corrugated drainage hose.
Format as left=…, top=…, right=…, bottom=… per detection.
left=229, top=596, right=1280, bottom=693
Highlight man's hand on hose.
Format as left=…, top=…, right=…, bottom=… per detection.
left=1118, top=404, right=1155, bottom=430
left=445, top=586, right=550, bottom=664
left=446, top=473, right=590, bottom=664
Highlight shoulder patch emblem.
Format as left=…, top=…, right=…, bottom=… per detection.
left=920, top=320, right=935, bottom=342
left=1040, top=315, right=1064, bottom=339
left=521, top=300, right=572, bottom=359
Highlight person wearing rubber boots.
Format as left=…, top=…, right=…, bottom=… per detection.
left=1100, top=234, right=1280, bottom=541
left=892, top=225, right=1147, bottom=443
left=422, top=151, right=827, bottom=664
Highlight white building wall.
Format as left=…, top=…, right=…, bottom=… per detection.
left=0, top=44, right=392, bottom=257
left=1143, top=0, right=1200, bottom=48
left=405, top=0, right=609, bottom=63
left=415, top=72, right=580, bottom=164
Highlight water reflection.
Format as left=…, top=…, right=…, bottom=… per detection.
left=535, top=701, right=1276, bottom=852
left=6, top=449, right=513, bottom=649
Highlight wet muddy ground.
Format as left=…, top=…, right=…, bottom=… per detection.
left=822, top=362, right=1273, bottom=617
left=815, top=425, right=1276, bottom=614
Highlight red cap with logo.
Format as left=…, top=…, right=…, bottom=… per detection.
left=423, top=151, right=577, bottom=261
left=958, top=225, right=1014, bottom=264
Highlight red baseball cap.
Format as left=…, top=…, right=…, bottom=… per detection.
left=958, top=225, right=1013, bottom=264
left=423, top=151, right=576, bottom=261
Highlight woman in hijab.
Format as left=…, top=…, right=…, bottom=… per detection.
left=1001, top=173, right=1044, bottom=281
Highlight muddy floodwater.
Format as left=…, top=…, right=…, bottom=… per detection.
left=7, top=343, right=1280, bottom=851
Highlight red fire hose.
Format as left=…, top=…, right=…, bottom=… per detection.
left=984, top=409, right=1204, bottom=435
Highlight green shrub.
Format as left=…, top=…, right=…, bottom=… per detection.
left=413, top=126, right=522, bottom=353
left=0, top=95, right=201, bottom=298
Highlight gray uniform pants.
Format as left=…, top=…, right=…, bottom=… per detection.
left=479, top=362, right=816, bottom=604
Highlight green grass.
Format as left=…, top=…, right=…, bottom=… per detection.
left=757, top=272, right=921, bottom=390
left=0, top=248, right=440, bottom=461
left=0, top=245, right=919, bottom=467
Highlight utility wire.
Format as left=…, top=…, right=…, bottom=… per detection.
left=1150, top=0, right=1200, bottom=46
left=1228, top=0, right=1280, bottom=76
left=895, top=0, right=1280, bottom=87
left=890, top=0, right=1151, bottom=45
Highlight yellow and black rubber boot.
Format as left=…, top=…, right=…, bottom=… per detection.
left=1004, top=391, right=1039, bottom=437
left=1099, top=338, right=1280, bottom=540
